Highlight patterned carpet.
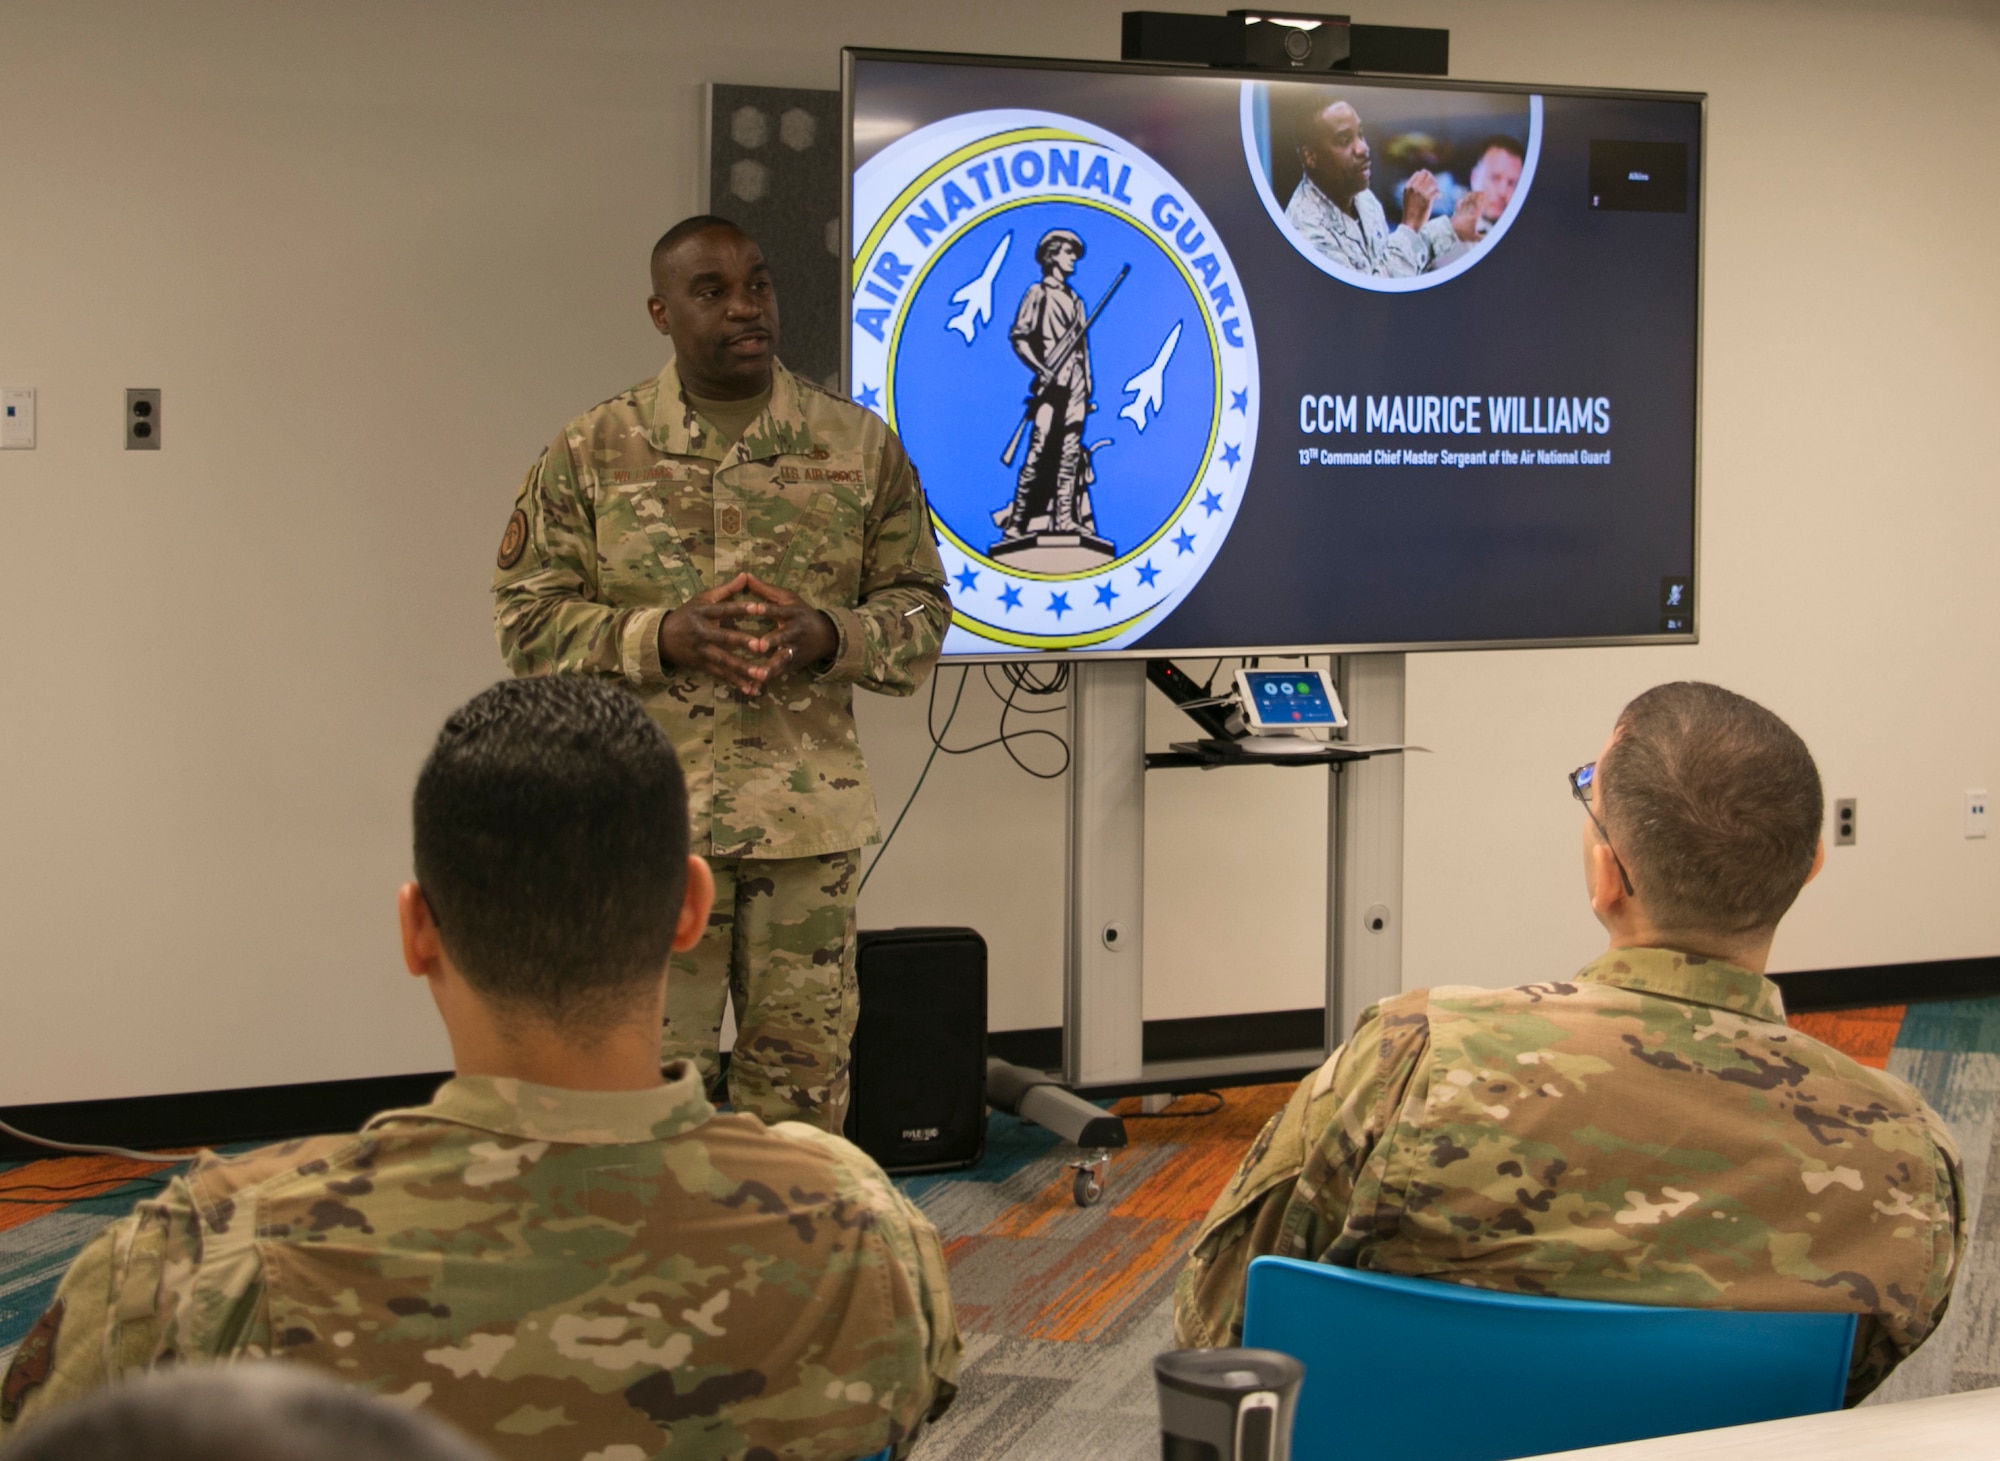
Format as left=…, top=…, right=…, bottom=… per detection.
left=4, top=998, right=1997, bottom=1457
left=899, top=1085, right=1291, bottom=1461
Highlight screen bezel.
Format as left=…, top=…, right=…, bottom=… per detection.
left=842, top=46, right=1708, bottom=663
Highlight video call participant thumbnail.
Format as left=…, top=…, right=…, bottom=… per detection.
left=0, top=677, right=960, bottom=1459
left=1283, top=96, right=1479, bottom=277
left=1174, top=682, right=1963, bottom=1404
left=1467, top=134, right=1525, bottom=235
left=493, top=216, right=950, bottom=1134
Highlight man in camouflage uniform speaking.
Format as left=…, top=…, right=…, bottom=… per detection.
left=493, top=216, right=949, bottom=1132
left=0, top=677, right=961, bottom=1457
left=1175, top=682, right=1964, bottom=1404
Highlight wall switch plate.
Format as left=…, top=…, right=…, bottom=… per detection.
left=1970, top=791, right=1989, bottom=840
left=1834, top=797, right=1857, bottom=846
left=1, top=388, right=34, bottom=449
left=126, top=388, right=161, bottom=449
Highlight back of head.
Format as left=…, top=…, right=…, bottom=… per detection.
left=0, top=1363, right=493, bottom=1461
left=412, top=676, right=688, bottom=1029
left=1600, top=681, right=1823, bottom=939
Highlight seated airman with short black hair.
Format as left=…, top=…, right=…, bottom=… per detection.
left=2, top=676, right=959, bottom=1457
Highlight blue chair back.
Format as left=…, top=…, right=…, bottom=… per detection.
left=1242, top=1257, right=1854, bottom=1461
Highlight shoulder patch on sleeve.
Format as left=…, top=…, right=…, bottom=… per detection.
left=0, top=1298, right=64, bottom=1422
left=496, top=509, right=528, bottom=569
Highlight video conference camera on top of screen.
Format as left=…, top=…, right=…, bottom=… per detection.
left=1120, top=10, right=1450, bottom=76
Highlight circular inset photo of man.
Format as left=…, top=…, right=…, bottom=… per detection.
left=1242, top=81, right=1541, bottom=292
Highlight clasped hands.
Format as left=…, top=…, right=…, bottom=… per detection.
left=659, top=573, right=838, bottom=698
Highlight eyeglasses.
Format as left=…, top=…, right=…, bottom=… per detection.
left=1569, top=761, right=1636, bottom=897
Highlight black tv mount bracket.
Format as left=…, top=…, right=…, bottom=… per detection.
left=1146, top=658, right=1237, bottom=741
left=1121, top=10, right=1450, bottom=77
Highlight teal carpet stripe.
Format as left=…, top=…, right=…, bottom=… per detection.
left=0, top=1199, right=143, bottom=1370
left=1868, top=995, right=2000, bottom=1406
left=1895, top=997, right=2000, bottom=1058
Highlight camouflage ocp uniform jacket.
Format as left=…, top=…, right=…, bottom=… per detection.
left=493, top=358, right=949, bottom=859
left=0, top=1067, right=962, bottom=1458
left=1173, top=948, right=1965, bottom=1404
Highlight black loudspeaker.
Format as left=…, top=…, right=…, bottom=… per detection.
left=845, top=928, right=988, bottom=1174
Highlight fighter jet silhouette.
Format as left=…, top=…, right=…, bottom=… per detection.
left=1119, top=321, right=1182, bottom=432
left=945, top=232, right=1013, bottom=343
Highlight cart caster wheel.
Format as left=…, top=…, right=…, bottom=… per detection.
left=1067, top=1152, right=1109, bottom=1207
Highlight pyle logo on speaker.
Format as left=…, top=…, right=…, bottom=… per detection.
left=902, top=1126, right=942, bottom=1144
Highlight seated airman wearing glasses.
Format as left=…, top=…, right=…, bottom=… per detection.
left=1174, top=681, right=1964, bottom=1405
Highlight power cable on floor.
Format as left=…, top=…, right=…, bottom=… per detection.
left=0, top=1117, right=196, bottom=1165
left=1121, top=1090, right=1225, bottom=1119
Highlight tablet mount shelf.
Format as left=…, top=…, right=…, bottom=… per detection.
left=1148, top=738, right=1377, bottom=769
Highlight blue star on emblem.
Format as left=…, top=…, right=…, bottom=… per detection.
left=953, top=565, right=979, bottom=594
left=1094, top=581, right=1119, bottom=607
left=1231, top=388, right=1249, bottom=414
left=854, top=384, right=881, bottom=410
left=998, top=583, right=1023, bottom=611
left=1221, top=442, right=1242, bottom=468
left=1048, top=591, right=1071, bottom=620
left=1200, top=490, right=1223, bottom=517
left=1173, top=528, right=1197, bottom=556
left=1135, top=560, right=1160, bottom=588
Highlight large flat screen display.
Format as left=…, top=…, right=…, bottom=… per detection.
left=844, top=50, right=1703, bottom=659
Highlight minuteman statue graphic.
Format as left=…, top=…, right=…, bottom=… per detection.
left=993, top=228, right=1125, bottom=563
left=851, top=108, right=1259, bottom=653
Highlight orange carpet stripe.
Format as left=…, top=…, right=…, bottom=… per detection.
left=1027, top=1218, right=1200, bottom=1343
left=1787, top=1006, right=1905, bottom=1070
left=1110, top=1141, right=1261, bottom=1223
left=0, top=1154, right=173, bottom=1234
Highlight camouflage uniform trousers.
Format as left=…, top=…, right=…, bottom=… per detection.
left=665, top=848, right=860, bottom=1132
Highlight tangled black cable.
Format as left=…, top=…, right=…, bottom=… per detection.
left=856, top=668, right=971, bottom=898
left=950, top=662, right=1069, bottom=780
left=858, top=662, right=1074, bottom=895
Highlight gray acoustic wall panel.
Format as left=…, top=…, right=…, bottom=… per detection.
left=706, top=84, right=841, bottom=390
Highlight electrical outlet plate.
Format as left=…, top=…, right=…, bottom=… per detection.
left=1834, top=797, right=1857, bottom=847
left=126, top=388, right=160, bottom=450
left=1969, top=791, right=1989, bottom=840
left=1, top=388, right=34, bottom=449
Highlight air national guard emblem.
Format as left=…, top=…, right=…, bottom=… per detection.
left=852, top=110, right=1260, bottom=652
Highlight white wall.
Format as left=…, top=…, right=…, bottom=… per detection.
left=0, top=0, right=1993, bottom=1106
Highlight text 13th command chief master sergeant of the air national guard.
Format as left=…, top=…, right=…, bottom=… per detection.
left=493, top=215, right=949, bottom=1132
